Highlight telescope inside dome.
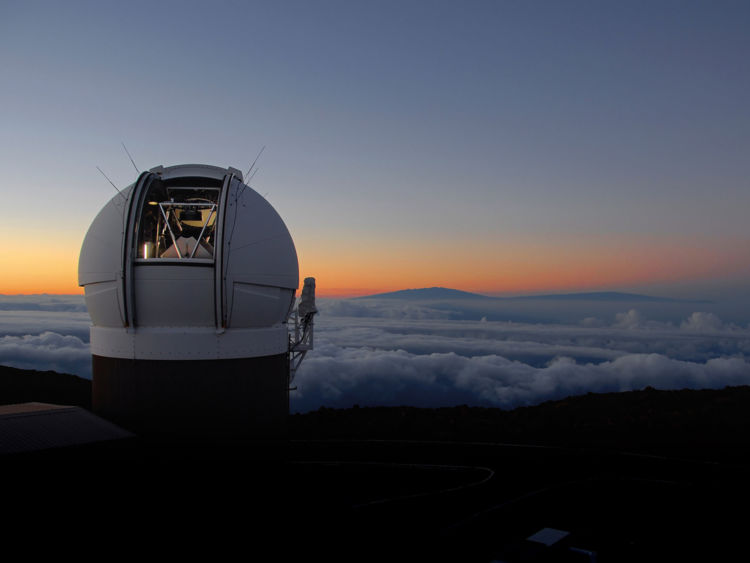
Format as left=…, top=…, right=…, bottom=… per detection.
left=136, top=179, right=220, bottom=260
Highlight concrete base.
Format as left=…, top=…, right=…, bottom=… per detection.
left=92, top=354, right=289, bottom=437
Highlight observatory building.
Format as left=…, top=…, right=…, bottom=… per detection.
left=78, top=164, right=315, bottom=435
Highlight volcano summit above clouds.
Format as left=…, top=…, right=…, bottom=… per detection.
left=358, top=287, right=701, bottom=303
left=358, top=287, right=488, bottom=300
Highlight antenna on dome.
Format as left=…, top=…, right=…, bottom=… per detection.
left=244, top=145, right=265, bottom=180
left=96, top=166, right=126, bottom=201
left=246, top=167, right=259, bottom=184
left=121, top=142, right=139, bottom=174
left=235, top=146, right=264, bottom=202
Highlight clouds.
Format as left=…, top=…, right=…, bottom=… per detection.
left=312, top=305, right=750, bottom=366
left=292, top=346, right=750, bottom=413
left=318, top=296, right=750, bottom=327
left=0, top=294, right=87, bottom=313
left=1, top=294, right=750, bottom=414
left=0, top=296, right=92, bottom=377
left=0, top=295, right=90, bottom=340
left=289, top=298, right=750, bottom=412
left=0, top=331, right=91, bottom=378
left=319, top=299, right=459, bottom=320
left=612, top=309, right=649, bottom=329
left=0, top=310, right=91, bottom=341
left=681, top=311, right=727, bottom=332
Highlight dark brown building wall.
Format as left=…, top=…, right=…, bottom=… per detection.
left=92, top=354, right=289, bottom=437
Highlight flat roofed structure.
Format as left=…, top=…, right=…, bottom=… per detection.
left=527, top=528, right=571, bottom=547
left=0, top=402, right=133, bottom=455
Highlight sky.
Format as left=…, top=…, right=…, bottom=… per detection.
left=1, top=0, right=748, bottom=298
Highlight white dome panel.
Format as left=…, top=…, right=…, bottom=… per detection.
left=82, top=281, right=123, bottom=328
left=222, top=180, right=299, bottom=290
left=78, top=187, right=131, bottom=286
left=229, top=283, right=295, bottom=329
left=134, top=265, right=215, bottom=327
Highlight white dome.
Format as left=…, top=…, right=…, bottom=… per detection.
left=79, top=164, right=299, bottom=360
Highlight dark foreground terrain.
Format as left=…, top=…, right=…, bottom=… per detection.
left=3, top=364, right=750, bottom=562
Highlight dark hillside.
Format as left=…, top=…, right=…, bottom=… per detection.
left=0, top=365, right=91, bottom=409
left=289, top=386, right=750, bottom=461
left=3, top=364, right=750, bottom=461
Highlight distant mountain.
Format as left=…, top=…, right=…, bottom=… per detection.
left=357, top=287, right=705, bottom=303
left=508, top=291, right=697, bottom=303
left=357, top=287, right=489, bottom=300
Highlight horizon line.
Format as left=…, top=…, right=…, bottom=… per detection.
left=0, top=286, right=710, bottom=300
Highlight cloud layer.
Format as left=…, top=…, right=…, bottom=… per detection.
left=290, top=298, right=750, bottom=412
left=2, top=295, right=749, bottom=413
left=0, top=294, right=88, bottom=313
left=292, top=344, right=750, bottom=413
left=0, top=331, right=91, bottom=378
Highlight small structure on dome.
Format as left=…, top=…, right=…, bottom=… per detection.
left=78, top=163, right=316, bottom=436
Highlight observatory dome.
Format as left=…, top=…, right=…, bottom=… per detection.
left=79, top=163, right=299, bottom=361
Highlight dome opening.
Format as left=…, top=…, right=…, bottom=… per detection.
left=136, top=178, right=221, bottom=261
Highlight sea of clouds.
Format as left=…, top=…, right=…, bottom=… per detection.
left=0, top=295, right=91, bottom=377
left=1, top=294, right=749, bottom=413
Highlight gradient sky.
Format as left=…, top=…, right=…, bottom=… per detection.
left=1, top=0, right=748, bottom=298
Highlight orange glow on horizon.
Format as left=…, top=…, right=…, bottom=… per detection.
left=0, top=234, right=83, bottom=295
left=302, top=234, right=749, bottom=298
left=1, top=233, right=747, bottom=298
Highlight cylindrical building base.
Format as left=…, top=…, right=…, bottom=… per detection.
left=92, top=354, right=289, bottom=437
